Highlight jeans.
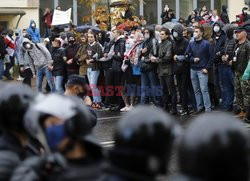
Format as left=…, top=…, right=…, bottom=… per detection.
left=36, top=66, right=55, bottom=93
left=0, top=60, right=3, bottom=80
left=191, top=69, right=211, bottom=112
left=218, top=64, right=234, bottom=110
left=87, top=68, right=101, bottom=103
left=55, top=76, right=64, bottom=95
left=140, top=71, right=158, bottom=104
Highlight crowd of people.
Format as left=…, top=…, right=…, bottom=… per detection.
left=0, top=4, right=250, bottom=120
left=0, top=3, right=249, bottom=181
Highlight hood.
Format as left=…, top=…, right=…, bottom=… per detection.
left=213, top=21, right=225, bottom=35
left=223, top=24, right=237, bottom=39
left=222, top=5, right=227, bottom=12
left=172, top=24, right=183, bottom=37
left=22, top=38, right=34, bottom=50
left=29, top=20, right=36, bottom=28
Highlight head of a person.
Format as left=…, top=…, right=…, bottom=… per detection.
left=212, top=10, right=218, bottom=16
left=143, top=26, right=154, bottom=40
left=113, top=29, right=124, bottom=40
left=52, top=38, right=61, bottom=48
left=30, top=20, right=36, bottom=29
left=87, top=32, right=96, bottom=44
left=109, top=106, right=179, bottom=178
left=202, top=5, right=207, bottom=12
left=65, top=75, right=87, bottom=99
left=67, top=33, right=76, bottom=45
left=24, top=94, right=99, bottom=155
left=242, top=7, right=248, bottom=14
left=172, top=24, right=183, bottom=40
left=178, top=113, right=249, bottom=181
left=56, top=6, right=61, bottom=10
left=213, top=21, right=223, bottom=34
left=80, top=34, right=87, bottom=44
left=0, top=83, right=36, bottom=135
left=160, top=27, right=171, bottom=41
left=193, top=26, right=204, bottom=40
left=22, top=38, right=34, bottom=50
left=235, top=26, right=247, bottom=41
left=202, top=23, right=213, bottom=41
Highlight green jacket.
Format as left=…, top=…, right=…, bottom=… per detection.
left=242, top=60, right=250, bottom=81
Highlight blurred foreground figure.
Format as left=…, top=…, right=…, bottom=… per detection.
left=11, top=94, right=103, bottom=181
left=100, top=106, right=180, bottom=181
left=0, top=83, right=42, bottom=180
left=171, top=113, right=249, bottom=181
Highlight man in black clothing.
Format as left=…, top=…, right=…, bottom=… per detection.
left=11, top=94, right=103, bottom=181
left=161, top=4, right=175, bottom=24
left=0, top=26, right=6, bottom=80
left=221, top=5, right=230, bottom=24
left=172, top=24, right=190, bottom=115
left=0, top=83, right=42, bottom=181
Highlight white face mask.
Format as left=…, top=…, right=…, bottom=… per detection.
left=244, top=10, right=248, bottom=14
left=214, top=26, right=220, bottom=33
left=25, top=43, right=32, bottom=49
left=193, top=32, right=199, bottom=39
left=31, top=23, right=36, bottom=27
left=144, top=34, right=150, bottom=39
left=173, top=31, right=178, bottom=38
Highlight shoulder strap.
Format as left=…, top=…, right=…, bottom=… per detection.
left=34, top=43, right=41, bottom=51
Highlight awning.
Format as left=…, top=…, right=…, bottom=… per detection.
left=0, top=8, right=26, bottom=29
left=0, top=8, right=26, bottom=16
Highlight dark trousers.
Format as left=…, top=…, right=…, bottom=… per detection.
left=22, top=68, right=33, bottom=87
left=112, top=71, right=123, bottom=106
left=4, top=56, right=14, bottom=78
left=104, top=68, right=113, bottom=105
left=160, top=75, right=177, bottom=112
left=176, top=71, right=189, bottom=111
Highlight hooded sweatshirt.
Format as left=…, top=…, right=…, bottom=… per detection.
left=26, top=20, right=40, bottom=43
left=20, top=38, right=53, bottom=75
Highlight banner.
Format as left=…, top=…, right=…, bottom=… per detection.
left=52, top=8, right=72, bottom=26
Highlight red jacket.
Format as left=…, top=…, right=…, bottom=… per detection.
left=4, top=36, right=15, bottom=50
left=43, top=12, right=53, bottom=28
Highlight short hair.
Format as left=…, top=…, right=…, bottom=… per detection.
left=194, top=26, right=204, bottom=34
left=160, top=27, right=171, bottom=35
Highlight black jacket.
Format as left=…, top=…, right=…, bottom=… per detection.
left=52, top=47, right=66, bottom=76
left=221, top=5, right=230, bottom=24
left=213, top=22, right=227, bottom=64
left=65, top=43, right=81, bottom=72
left=0, top=132, right=41, bottom=181
left=233, top=40, right=250, bottom=75
left=0, top=35, right=6, bottom=60
left=112, top=36, right=126, bottom=72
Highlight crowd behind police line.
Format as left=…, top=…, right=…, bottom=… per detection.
left=0, top=6, right=250, bottom=117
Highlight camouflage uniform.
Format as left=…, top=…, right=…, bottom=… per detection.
left=233, top=40, right=250, bottom=110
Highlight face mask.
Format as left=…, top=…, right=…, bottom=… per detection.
left=214, top=26, right=220, bottom=33
left=45, top=124, right=66, bottom=151
left=25, top=43, right=32, bottom=49
left=31, top=23, right=36, bottom=28
left=244, top=10, right=248, bottom=14
left=193, top=32, right=199, bottom=39
left=236, top=17, right=241, bottom=21
left=69, top=39, right=75, bottom=44
left=173, top=31, right=179, bottom=38
left=144, top=34, right=150, bottom=39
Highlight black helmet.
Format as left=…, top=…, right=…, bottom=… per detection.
left=0, top=83, right=36, bottom=133
left=109, top=106, right=180, bottom=178
left=178, top=113, right=249, bottom=181
left=24, top=94, right=96, bottom=153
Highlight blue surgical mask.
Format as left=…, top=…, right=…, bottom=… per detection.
left=45, top=124, right=66, bottom=151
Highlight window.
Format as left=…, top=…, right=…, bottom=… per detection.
left=197, top=0, right=211, bottom=10
left=58, top=0, right=73, bottom=11
left=214, top=0, right=228, bottom=14
left=144, top=0, right=157, bottom=24
left=180, top=0, right=193, bottom=19
left=77, top=0, right=91, bottom=25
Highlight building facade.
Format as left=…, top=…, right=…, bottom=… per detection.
left=0, top=0, right=39, bottom=30
left=0, top=0, right=249, bottom=31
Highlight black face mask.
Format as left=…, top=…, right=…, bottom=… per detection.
left=69, top=39, right=75, bottom=44
left=77, top=92, right=86, bottom=99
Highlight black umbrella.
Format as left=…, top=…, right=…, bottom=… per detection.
left=109, top=1, right=132, bottom=8
left=75, top=25, right=101, bottom=33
